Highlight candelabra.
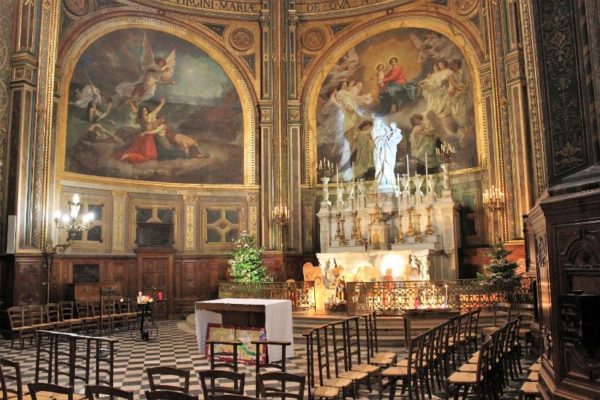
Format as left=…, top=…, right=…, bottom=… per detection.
left=436, top=141, right=456, bottom=194
left=483, top=185, right=506, bottom=241
left=351, top=211, right=362, bottom=244
left=318, top=158, right=335, bottom=205
left=414, top=213, right=423, bottom=242
left=45, top=193, right=95, bottom=303
left=425, top=206, right=434, bottom=235
left=272, top=204, right=290, bottom=225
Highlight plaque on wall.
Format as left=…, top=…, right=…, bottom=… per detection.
left=73, top=264, right=100, bottom=283
left=136, top=222, right=173, bottom=248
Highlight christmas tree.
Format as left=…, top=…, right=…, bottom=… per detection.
left=480, top=240, right=519, bottom=281
left=227, top=232, right=273, bottom=283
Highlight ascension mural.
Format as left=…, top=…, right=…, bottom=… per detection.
left=65, top=29, right=244, bottom=184
left=316, top=28, right=476, bottom=182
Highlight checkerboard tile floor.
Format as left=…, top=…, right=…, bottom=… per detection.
left=0, top=320, right=534, bottom=399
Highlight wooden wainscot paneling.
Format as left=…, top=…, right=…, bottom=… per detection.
left=173, top=255, right=229, bottom=316
left=135, top=248, right=175, bottom=319
left=13, top=255, right=44, bottom=305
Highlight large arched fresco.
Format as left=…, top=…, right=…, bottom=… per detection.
left=65, top=28, right=244, bottom=184
left=316, top=27, right=476, bottom=182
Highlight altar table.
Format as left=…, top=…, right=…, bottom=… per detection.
left=195, top=298, right=295, bottom=361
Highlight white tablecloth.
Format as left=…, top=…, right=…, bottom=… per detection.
left=194, top=298, right=294, bottom=361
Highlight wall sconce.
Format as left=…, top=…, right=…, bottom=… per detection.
left=483, top=185, right=506, bottom=241
left=272, top=204, right=290, bottom=225
left=54, top=193, right=95, bottom=237
left=43, top=193, right=95, bottom=303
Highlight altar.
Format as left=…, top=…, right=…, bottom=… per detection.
left=316, top=161, right=460, bottom=284
left=194, top=298, right=294, bottom=362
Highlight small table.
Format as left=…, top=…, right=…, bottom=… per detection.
left=136, top=302, right=159, bottom=341
left=195, top=298, right=295, bottom=361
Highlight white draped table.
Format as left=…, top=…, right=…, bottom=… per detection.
left=194, top=298, right=295, bottom=361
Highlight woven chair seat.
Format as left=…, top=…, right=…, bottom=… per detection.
left=448, top=371, right=477, bottom=384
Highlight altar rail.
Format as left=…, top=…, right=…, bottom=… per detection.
left=218, top=281, right=316, bottom=311
left=346, top=277, right=534, bottom=315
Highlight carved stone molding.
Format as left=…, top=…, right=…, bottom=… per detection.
left=229, top=27, right=254, bottom=51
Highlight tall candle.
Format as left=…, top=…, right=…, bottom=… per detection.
left=444, top=284, right=448, bottom=307
left=336, top=164, right=339, bottom=185
left=425, top=154, right=429, bottom=197
left=406, top=154, right=410, bottom=176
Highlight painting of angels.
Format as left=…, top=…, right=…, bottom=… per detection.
left=316, top=28, right=476, bottom=182
left=65, top=29, right=244, bottom=184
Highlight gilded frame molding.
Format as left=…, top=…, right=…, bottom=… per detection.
left=301, top=13, right=485, bottom=185
left=56, top=15, right=258, bottom=191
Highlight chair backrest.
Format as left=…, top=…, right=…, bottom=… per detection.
left=7, top=307, right=26, bottom=329
left=29, top=305, right=45, bottom=326
left=257, top=372, right=305, bottom=400
left=468, top=308, right=481, bottom=337
left=406, top=331, right=424, bottom=375
left=28, top=383, right=74, bottom=400
left=46, top=303, right=61, bottom=323
left=328, top=322, right=348, bottom=377
left=344, top=316, right=363, bottom=368
left=147, top=367, right=191, bottom=394
left=207, top=340, right=242, bottom=372
left=145, top=390, right=198, bottom=400
left=59, top=301, right=77, bottom=320
left=85, top=385, right=134, bottom=400
left=475, top=338, right=493, bottom=384
left=0, top=358, right=24, bottom=400
left=198, top=370, right=245, bottom=400
left=493, top=302, right=514, bottom=326
left=302, top=329, right=315, bottom=390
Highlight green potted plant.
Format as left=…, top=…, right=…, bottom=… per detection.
left=479, top=240, right=521, bottom=299
left=227, top=231, right=273, bottom=284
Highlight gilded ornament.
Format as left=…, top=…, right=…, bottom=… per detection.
left=302, top=28, right=326, bottom=52
left=229, top=28, right=254, bottom=52
left=450, top=0, right=479, bottom=18
left=64, top=0, right=90, bottom=16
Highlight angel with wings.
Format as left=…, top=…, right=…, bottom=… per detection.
left=116, top=33, right=176, bottom=112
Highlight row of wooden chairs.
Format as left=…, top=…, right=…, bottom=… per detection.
left=303, top=314, right=387, bottom=400
left=7, top=300, right=140, bottom=349
left=377, top=308, right=481, bottom=400
left=445, top=317, right=524, bottom=399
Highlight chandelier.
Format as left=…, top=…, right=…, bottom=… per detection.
left=483, top=186, right=506, bottom=212
left=272, top=204, right=290, bottom=225
left=54, top=193, right=95, bottom=236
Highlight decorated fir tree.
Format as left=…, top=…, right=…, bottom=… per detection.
left=227, top=232, right=273, bottom=283
left=480, top=240, right=519, bottom=281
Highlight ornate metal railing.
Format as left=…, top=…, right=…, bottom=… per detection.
left=346, top=277, right=534, bottom=315
left=218, top=281, right=316, bottom=311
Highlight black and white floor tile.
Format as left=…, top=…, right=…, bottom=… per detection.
left=0, top=320, right=534, bottom=399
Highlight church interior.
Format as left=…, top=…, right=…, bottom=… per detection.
left=0, top=0, right=599, bottom=399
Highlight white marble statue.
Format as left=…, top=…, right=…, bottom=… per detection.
left=372, top=119, right=403, bottom=188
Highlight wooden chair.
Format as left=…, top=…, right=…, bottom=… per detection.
left=378, top=331, right=424, bottom=400
left=147, top=366, right=191, bottom=394
left=198, top=370, right=245, bottom=400
left=363, top=313, right=396, bottom=366
left=345, top=317, right=380, bottom=391
left=445, top=338, right=493, bottom=400
left=465, top=308, right=481, bottom=352
left=76, top=302, right=99, bottom=335
left=302, top=329, right=340, bottom=400
left=328, top=321, right=367, bottom=396
left=58, top=301, right=84, bottom=333
left=518, top=381, right=540, bottom=400
left=481, top=302, right=513, bottom=338
left=257, top=372, right=305, bottom=400
left=0, top=358, right=28, bottom=400
left=517, top=303, right=536, bottom=356
left=85, top=385, right=134, bottom=400
left=207, top=340, right=242, bottom=372
left=7, top=306, right=32, bottom=349
left=28, top=383, right=74, bottom=400
left=145, top=391, right=198, bottom=400
left=46, top=304, right=70, bottom=332
left=251, top=339, right=290, bottom=380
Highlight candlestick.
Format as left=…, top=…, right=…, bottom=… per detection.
left=425, top=154, right=429, bottom=197
left=406, top=154, right=410, bottom=176
left=336, top=163, right=339, bottom=185
left=444, top=284, right=448, bottom=308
